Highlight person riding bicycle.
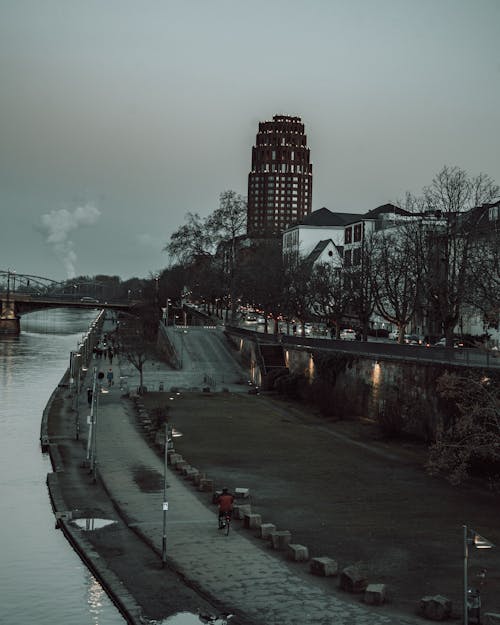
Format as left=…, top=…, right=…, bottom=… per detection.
left=217, top=487, right=234, bottom=529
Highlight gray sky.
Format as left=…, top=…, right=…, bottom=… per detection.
left=1, top=0, right=499, bottom=281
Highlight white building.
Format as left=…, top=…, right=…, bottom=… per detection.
left=283, top=207, right=363, bottom=265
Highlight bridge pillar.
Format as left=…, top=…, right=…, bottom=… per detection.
left=0, top=298, right=20, bottom=334
left=0, top=317, right=20, bottom=335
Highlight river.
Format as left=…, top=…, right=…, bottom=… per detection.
left=0, top=308, right=126, bottom=625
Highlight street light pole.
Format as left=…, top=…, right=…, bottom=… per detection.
left=162, top=421, right=168, bottom=567
left=463, top=525, right=494, bottom=625
left=464, top=525, right=469, bottom=625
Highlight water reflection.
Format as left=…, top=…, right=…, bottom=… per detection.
left=0, top=309, right=125, bottom=625
left=72, top=518, right=117, bottom=531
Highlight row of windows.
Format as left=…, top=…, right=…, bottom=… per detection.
left=251, top=175, right=310, bottom=183
left=343, top=248, right=361, bottom=266
left=344, top=224, right=363, bottom=244
left=256, top=164, right=308, bottom=174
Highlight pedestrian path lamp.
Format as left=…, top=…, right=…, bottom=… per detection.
left=162, top=421, right=169, bottom=567
left=463, top=525, right=494, bottom=625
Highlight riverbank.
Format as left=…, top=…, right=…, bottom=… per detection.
left=42, top=317, right=500, bottom=625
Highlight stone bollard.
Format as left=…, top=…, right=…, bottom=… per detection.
left=259, top=523, right=276, bottom=539
left=364, top=583, right=387, bottom=606
left=198, top=478, right=214, bottom=492
left=168, top=453, right=183, bottom=466
left=310, top=557, right=338, bottom=577
left=184, top=468, right=199, bottom=481
left=244, top=513, right=262, bottom=529
left=192, top=472, right=205, bottom=487
left=180, top=464, right=192, bottom=475
left=175, top=461, right=189, bottom=473
left=270, top=530, right=292, bottom=551
left=287, top=544, right=309, bottom=562
left=419, top=595, right=452, bottom=621
left=233, top=504, right=252, bottom=520
left=234, top=487, right=250, bottom=499
left=340, top=564, right=368, bottom=593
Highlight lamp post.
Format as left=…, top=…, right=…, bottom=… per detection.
left=175, top=329, right=187, bottom=368
left=463, top=525, right=494, bottom=625
left=161, top=421, right=168, bottom=567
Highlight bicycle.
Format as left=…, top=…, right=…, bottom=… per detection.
left=219, top=510, right=232, bottom=536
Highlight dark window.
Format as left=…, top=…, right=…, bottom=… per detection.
left=354, top=224, right=362, bottom=242
left=345, top=227, right=352, bottom=244
left=344, top=249, right=351, bottom=266
left=353, top=247, right=361, bottom=265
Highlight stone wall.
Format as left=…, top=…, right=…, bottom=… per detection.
left=227, top=332, right=453, bottom=440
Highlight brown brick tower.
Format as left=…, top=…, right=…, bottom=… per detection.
left=247, top=114, right=312, bottom=237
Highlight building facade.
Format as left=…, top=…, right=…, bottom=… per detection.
left=247, top=114, right=312, bottom=238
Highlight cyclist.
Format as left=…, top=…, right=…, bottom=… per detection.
left=217, top=487, right=234, bottom=529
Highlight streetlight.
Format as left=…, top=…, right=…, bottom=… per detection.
left=463, top=525, right=494, bottom=625
left=175, top=329, right=187, bottom=368
left=164, top=298, right=171, bottom=326
left=161, top=421, right=169, bottom=567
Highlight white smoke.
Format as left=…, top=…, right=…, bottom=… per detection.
left=39, top=203, right=101, bottom=278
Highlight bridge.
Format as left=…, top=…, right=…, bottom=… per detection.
left=0, top=270, right=138, bottom=335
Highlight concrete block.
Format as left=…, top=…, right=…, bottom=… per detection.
left=259, top=523, right=276, bottom=539
left=198, top=478, right=214, bottom=492
left=364, top=583, right=387, bottom=606
left=184, top=468, right=199, bottom=480
left=340, top=564, right=368, bottom=593
left=175, top=461, right=188, bottom=473
left=310, top=557, right=338, bottom=577
left=192, top=472, right=205, bottom=486
left=484, top=613, right=500, bottom=625
left=270, top=530, right=292, bottom=550
left=419, top=595, right=452, bottom=621
left=287, top=543, right=309, bottom=562
left=244, top=513, right=262, bottom=529
left=233, top=504, right=251, bottom=520
left=234, top=487, right=250, bottom=499
left=168, top=453, right=183, bottom=466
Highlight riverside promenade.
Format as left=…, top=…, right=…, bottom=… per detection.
left=44, top=316, right=500, bottom=625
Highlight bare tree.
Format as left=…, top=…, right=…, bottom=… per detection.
left=309, top=261, right=350, bottom=338
left=235, top=240, right=283, bottom=333
left=466, top=203, right=500, bottom=329
left=164, top=212, right=215, bottom=264
left=117, top=317, right=154, bottom=394
left=421, top=166, right=499, bottom=346
left=283, top=259, right=315, bottom=335
left=372, top=223, right=423, bottom=343
left=427, top=372, right=500, bottom=485
left=345, top=233, right=377, bottom=340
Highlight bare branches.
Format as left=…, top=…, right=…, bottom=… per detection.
left=427, top=372, right=500, bottom=484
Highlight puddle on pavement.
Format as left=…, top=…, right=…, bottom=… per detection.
left=152, top=613, right=231, bottom=625
left=72, top=518, right=117, bottom=530
left=132, top=464, right=164, bottom=492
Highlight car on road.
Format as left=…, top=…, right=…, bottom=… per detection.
left=80, top=296, right=99, bottom=303
left=388, top=330, right=399, bottom=341
left=404, top=334, right=424, bottom=345
left=340, top=328, right=356, bottom=340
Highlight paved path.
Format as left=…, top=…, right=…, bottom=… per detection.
left=84, top=318, right=421, bottom=625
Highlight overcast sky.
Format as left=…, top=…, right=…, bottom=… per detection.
left=1, top=0, right=499, bottom=281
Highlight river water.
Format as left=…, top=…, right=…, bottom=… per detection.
left=0, top=308, right=126, bottom=625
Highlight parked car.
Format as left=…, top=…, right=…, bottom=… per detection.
left=388, top=331, right=399, bottom=341
left=340, top=329, right=356, bottom=341
left=404, top=334, right=424, bottom=345
left=80, top=296, right=99, bottom=303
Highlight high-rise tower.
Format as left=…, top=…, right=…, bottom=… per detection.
left=247, top=114, right=312, bottom=237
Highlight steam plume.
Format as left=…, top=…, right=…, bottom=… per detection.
left=39, top=203, right=101, bottom=278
